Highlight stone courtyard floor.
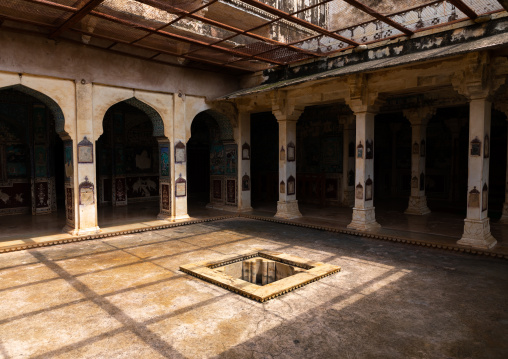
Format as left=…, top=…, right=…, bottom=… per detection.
left=1, top=218, right=507, bottom=359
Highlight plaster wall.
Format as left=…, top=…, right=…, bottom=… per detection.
left=0, top=30, right=239, bottom=100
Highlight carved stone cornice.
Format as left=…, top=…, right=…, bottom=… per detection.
left=271, top=91, right=304, bottom=122
left=403, top=106, right=436, bottom=126
left=452, top=52, right=505, bottom=101
left=345, top=73, right=384, bottom=114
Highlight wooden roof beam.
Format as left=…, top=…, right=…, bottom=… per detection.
left=49, top=0, right=105, bottom=38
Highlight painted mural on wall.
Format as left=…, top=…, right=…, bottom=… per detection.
left=97, top=103, right=161, bottom=203
left=6, top=145, right=28, bottom=177
left=0, top=91, right=61, bottom=216
left=160, top=146, right=169, bottom=177
left=210, top=144, right=225, bottom=175
left=126, top=176, right=159, bottom=198
left=225, top=144, right=237, bottom=175
left=64, top=141, right=73, bottom=180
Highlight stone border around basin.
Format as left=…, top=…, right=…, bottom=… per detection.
left=179, top=249, right=341, bottom=302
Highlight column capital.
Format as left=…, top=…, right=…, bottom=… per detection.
left=345, top=74, right=384, bottom=114
left=403, top=106, right=435, bottom=126
left=452, top=52, right=505, bottom=101
left=271, top=91, right=304, bottom=122
left=339, top=114, right=355, bottom=126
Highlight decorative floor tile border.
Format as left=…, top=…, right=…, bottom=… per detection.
left=180, top=249, right=341, bottom=302
left=1, top=212, right=506, bottom=260
left=239, top=214, right=508, bottom=260
left=0, top=215, right=238, bottom=253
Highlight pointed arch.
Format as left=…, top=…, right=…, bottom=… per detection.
left=193, top=110, right=235, bottom=141
left=96, top=96, right=166, bottom=139
left=0, top=84, right=66, bottom=135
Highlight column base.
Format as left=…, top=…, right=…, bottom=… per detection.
left=499, top=203, right=508, bottom=224
left=347, top=207, right=381, bottom=231
left=157, top=213, right=172, bottom=221
left=404, top=196, right=431, bottom=215
left=275, top=200, right=302, bottom=220
left=64, top=226, right=101, bottom=236
left=457, top=218, right=497, bottom=249
left=170, top=214, right=191, bottom=222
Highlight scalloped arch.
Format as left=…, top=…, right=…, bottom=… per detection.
left=123, top=97, right=165, bottom=138
left=200, top=110, right=234, bottom=141
left=0, top=84, right=66, bottom=134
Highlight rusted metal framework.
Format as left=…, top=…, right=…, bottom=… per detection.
left=0, top=0, right=505, bottom=72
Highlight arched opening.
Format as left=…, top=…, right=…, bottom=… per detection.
left=96, top=98, right=169, bottom=227
left=0, top=85, right=68, bottom=239
left=187, top=110, right=237, bottom=214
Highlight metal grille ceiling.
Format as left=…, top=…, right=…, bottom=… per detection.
left=0, top=0, right=505, bottom=73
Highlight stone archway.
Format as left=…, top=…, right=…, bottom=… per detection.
left=0, top=85, right=74, bottom=231
left=187, top=110, right=238, bottom=211
left=96, top=98, right=171, bottom=223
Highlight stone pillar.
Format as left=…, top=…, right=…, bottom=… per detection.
left=236, top=111, right=252, bottom=212
left=457, top=98, right=496, bottom=248
left=403, top=107, right=435, bottom=215
left=74, top=81, right=100, bottom=235
left=452, top=52, right=503, bottom=248
left=347, top=108, right=380, bottom=230
left=171, top=93, right=189, bottom=221
left=272, top=98, right=303, bottom=219
left=340, top=115, right=355, bottom=207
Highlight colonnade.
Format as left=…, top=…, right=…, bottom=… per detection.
left=1, top=54, right=508, bottom=250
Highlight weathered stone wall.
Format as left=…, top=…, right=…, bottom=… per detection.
left=0, top=30, right=239, bottom=100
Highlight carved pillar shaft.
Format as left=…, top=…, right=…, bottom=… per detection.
left=404, top=107, right=433, bottom=215
left=275, top=118, right=301, bottom=219
left=171, top=93, right=189, bottom=221
left=237, top=112, right=252, bottom=212
left=458, top=98, right=496, bottom=248
left=74, top=82, right=100, bottom=235
left=347, top=110, right=380, bottom=231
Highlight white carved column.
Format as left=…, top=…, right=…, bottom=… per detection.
left=453, top=53, right=502, bottom=248
left=457, top=98, right=496, bottom=248
left=346, top=74, right=382, bottom=231
left=403, top=106, right=435, bottom=215
left=340, top=115, right=355, bottom=207
left=74, top=81, right=100, bottom=235
left=347, top=108, right=380, bottom=230
left=171, top=92, right=189, bottom=221
left=272, top=94, right=303, bottom=219
left=236, top=111, right=253, bottom=212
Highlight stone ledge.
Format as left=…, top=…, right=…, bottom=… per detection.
left=180, top=250, right=341, bottom=302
